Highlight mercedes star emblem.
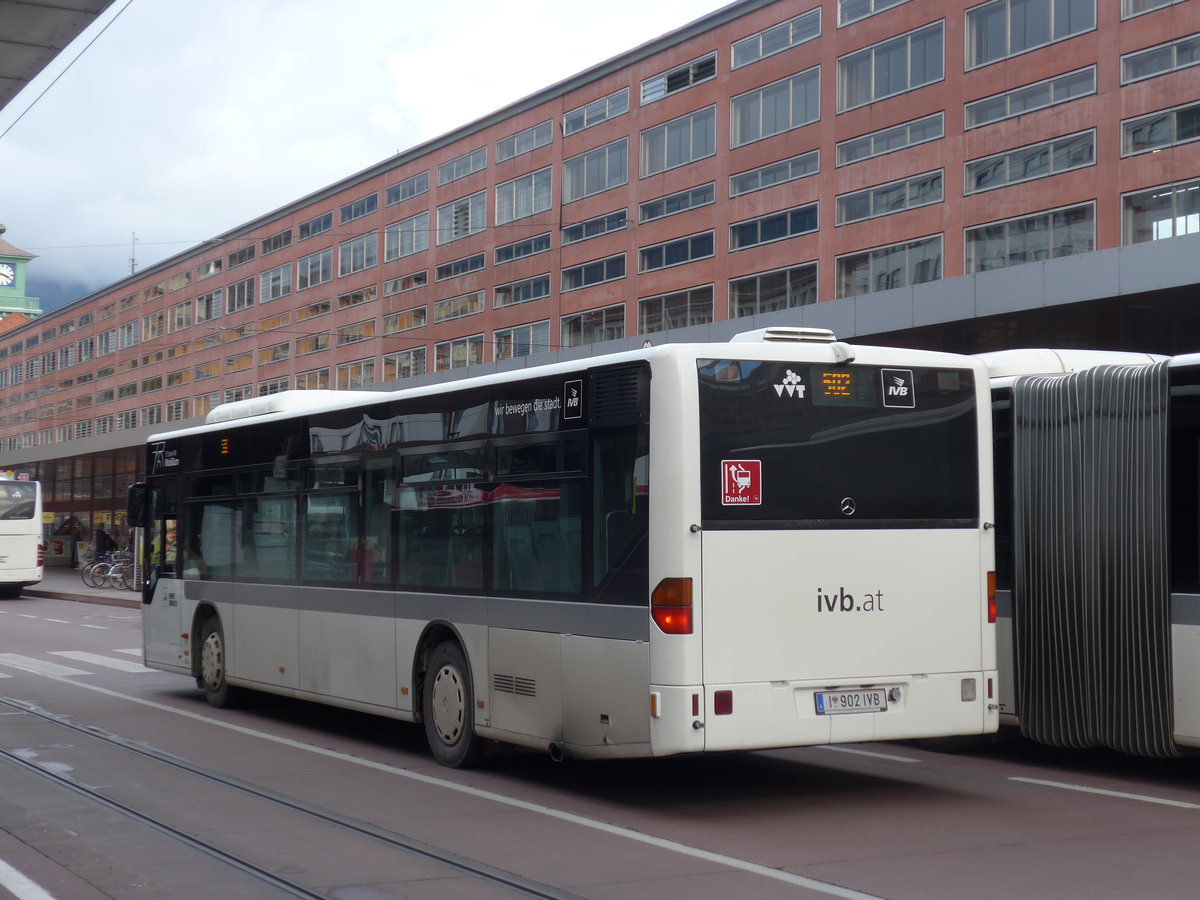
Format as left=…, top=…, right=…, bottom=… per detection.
left=840, top=497, right=857, bottom=516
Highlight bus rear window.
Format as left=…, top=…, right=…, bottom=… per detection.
left=698, top=360, right=978, bottom=527
left=0, top=483, right=37, bottom=520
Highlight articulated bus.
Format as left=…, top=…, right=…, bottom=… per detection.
left=0, top=476, right=43, bottom=598
left=133, top=329, right=998, bottom=766
left=979, top=348, right=1200, bottom=757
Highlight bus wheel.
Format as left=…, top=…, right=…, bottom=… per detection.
left=423, top=642, right=484, bottom=768
left=199, top=617, right=242, bottom=709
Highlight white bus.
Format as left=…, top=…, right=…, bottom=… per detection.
left=0, top=476, right=43, bottom=598
left=978, top=348, right=1200, bottom=757
left=132, top=330, right=998, bottom=766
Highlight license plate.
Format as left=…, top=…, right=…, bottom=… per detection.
left=814, top=689, right=888, bottom=715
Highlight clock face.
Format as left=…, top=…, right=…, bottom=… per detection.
left=0, top=264, right=14, bottom=287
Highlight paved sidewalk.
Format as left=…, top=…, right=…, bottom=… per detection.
left=24, top=566, right=141, bottom=609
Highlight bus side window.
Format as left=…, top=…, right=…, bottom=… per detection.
left=592, top=429, right=648, bottom=587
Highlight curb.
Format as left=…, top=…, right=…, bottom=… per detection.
left=24, top=588, right=141, bottom=609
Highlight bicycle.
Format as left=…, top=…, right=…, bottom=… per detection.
left=81, top=553, right=115, bottom=588
left=107, top=562, right=136, bottom=591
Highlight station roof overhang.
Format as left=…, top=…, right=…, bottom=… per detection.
left=0, top=1, right=116, bottom=116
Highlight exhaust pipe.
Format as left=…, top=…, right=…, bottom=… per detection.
left=548, top=742, right=565, bottom=763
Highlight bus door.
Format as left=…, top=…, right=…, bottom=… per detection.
left=696, top=360, right=987, bottom=701
left=141, top=482, right=183, bottom=667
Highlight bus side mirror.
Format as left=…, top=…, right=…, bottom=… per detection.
left=127, top=483, right=148, bottom=528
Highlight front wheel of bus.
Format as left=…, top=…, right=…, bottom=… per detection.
left=199, top=617, right=242, bottom=709
left=423, top=642, right=484, bottom=768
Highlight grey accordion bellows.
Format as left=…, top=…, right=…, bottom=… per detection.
left=1012, top=361, right=1179, bottom=757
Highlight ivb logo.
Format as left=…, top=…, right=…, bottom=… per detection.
left=881, top=368, right=916, bottom=408
left=563, top=379, right=583, bottom=420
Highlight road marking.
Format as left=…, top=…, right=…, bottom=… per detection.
left=1011, top=777, right=1200, bottom=809
left=44, top=619, right=72, bottom=624
left=32, top=676, right=885, bottom=900
left=17, top=614, right=38, bottom=620
left=79, top=624, right=107, bottom=630
left=811, top=745, right=919, bottom=763
left=49, top=651, right=152, bottom=673
left=0, top=858, right=57, bottom=900
left=0, top=655, right=89, bottom=677
left=114, top=649, right=142, bottom=657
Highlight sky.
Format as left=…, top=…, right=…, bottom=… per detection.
left=0, top=0, right=732, bottom=310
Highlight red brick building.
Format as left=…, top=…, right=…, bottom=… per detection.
left=2, top=0, right=1198, bottom=535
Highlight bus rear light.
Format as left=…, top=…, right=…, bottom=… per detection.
left=651, top=577, right=693, bottom=634
left=714, top=690, right=733, bottom=715
left=691, top=693, right=699, bottom=716
left=36, top=541, right=43, bottom=566
left=987, top=571, right=996, bottom=624
left=987, top=677, right=994, bottom=700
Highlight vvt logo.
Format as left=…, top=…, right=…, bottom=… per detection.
left=774, top=369, right=806, bottom=399
left=563, top=379, right=583, bottom=420
left=881, top=368, right=916, bottom=408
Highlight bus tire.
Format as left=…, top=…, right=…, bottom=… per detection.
left=423, top=641, right=484, bottom=768
left=0, top=584, right=22, bottom=599
left=199, top=617, right=242, bottom=709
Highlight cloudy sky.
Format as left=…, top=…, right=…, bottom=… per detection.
left=0, top=0, right=730, bottom=310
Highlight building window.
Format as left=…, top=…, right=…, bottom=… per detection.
left=338, top=233, right=377, bottom=276
left=561, top=304, right=624, bottom=348
left=967, top=203, right=1095, bottom=271
left=1123, top=179, right=1200, bottom=244
left=435, top=334, right=484, bottom=371
left=640, top=106, right=716, bottom=178
left=641, top=53, right=716, bottom=105
left=297, top=298, right=332, bottom=321
left=497, top=121, right=552, bottom=162
left=120, top=322, right=140, bottom=350
left=965, top=66, right=1095, bottom=129
left=259, top=311, right=291, bottom=333
left=96, top=329, right=116, bottom=357
left=639, top=231, right=715, bottom=272
left=258, top=342, right=291, bottom=364
left=496, top=167, right=552, bottom=225
left=224, top=386, right=252, bottom=404
left=383, top=306, right=427, bottom=334
left=733, top=8, right=821, bottom=68
left=192, top=393, right=220, bottom=417
left=116, top=411, right=138, bottom=431
left=435, top=253, right=485, bottom=281
left=336, top=358, right=376, bottom=389
left=730, top=151, right=819, bottom=197
left=563, top=139, right=627, bottom=203
left=835, top=112, right=945, bottom=166
left=385, top=171, right=429, bottom=205
left=336, top=320, right=377, bottom=346
left=494, top=275, right=551, bottom=308
left=196, top=259, right=222, bottom=280
left=167, top=369, right=190, bottom=387
left=1122, top=32, right=1200, bottom=84
left=227, top=244, right=255, bottom=268
left=835, top=235, right=942, bottom=298
left=436, top=191, right=487, bottom=244
left=563, top=88, right=629, bottom=136
left=383, top=347, right=426, bottom=380
left=836, top=171, right=943, bottom=225
left=562, top=254, right=626, bottom=292
left=967, top=0, right=1094, bottom=69
left=295, top=369, right=329, bottom=391
left=226, top=277, right=255, bottom=313
left=730, top=206, right=818, bottom=250
left=729, top=265, right=817, bottom=317
left=378, top=271, right=425, bottom=298
left=838, top=21, right=943, bottom=112
left=261, top=263, right=292, bottom=302
left=1123, top=0, right=1187, bottom=17
left=495, top=233, right=551, bottom=264
left=141, top=375, right=163, bottom=393
left=384, top=211, right=429, bottom=261
left=339, top=193, right=378, bottom=224
left=298, top=211, right=333, bottom=240
left=224, top=352, right=253, bottom=374
left=562, top=211, right=627, bottom=245
left=258, top=377, right=289, bottom=396
left=140, top=405, right=163, bottom=427
left=732, top=69, right=820, bottom=147
left=95, top=415, right=113, bottom=435
left=337, top=285, right=376, bottom=310
left=434, top=291, right=485, bottom=323
left=261, top=229, right=292, bottom=255
left=437, top=147, right=487, bottom=186
left=964, top=130, right=1094, bottom=194
left=838, top=0, right=913, bottom=26
left=195, top=289, right=222, bottom=323
left=495, top=320, right=551, bottom=360
left=1123, top=100, right=1200, bottom=156
left=296, top=332, right=330, bottom=355
left=640, top=183, right=715, bottom=223
left=638, top=285, right=714, bottom=333
left=168, top=300, right=193, bottom=333
left=74, top=420, right=93, bottom=439
left=165, top=398, right=191, bottom=422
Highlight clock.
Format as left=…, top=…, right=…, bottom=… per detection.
left=0, top=263, right=14, bottom=287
